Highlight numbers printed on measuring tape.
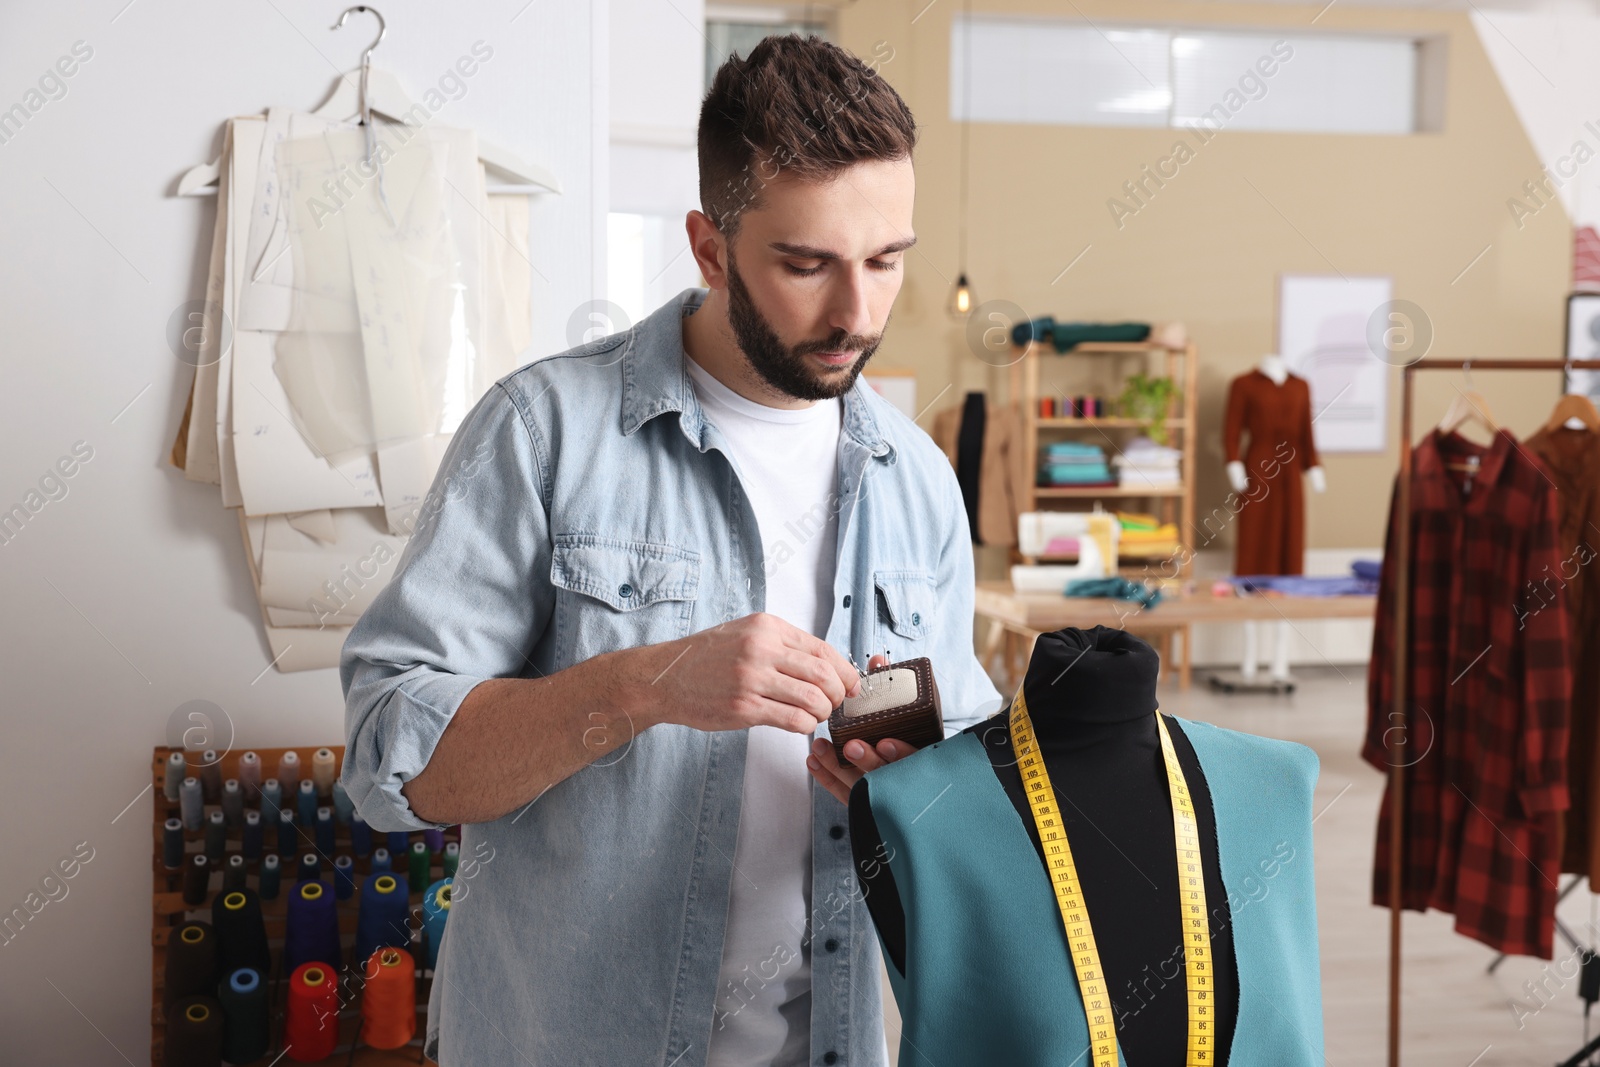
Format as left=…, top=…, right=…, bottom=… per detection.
left=1010, top=687, right=1216, bottom=1067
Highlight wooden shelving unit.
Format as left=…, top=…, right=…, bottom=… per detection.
left=1007, top=336, right=1200, bottom=578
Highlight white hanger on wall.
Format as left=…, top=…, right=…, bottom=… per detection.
left=175, top=5, right=561, bottom=197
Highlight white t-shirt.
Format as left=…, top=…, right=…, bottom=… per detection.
left=687, top=355, right=841, bottom=1067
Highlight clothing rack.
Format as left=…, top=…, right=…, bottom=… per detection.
left=1390, top=357, right=1600, bottom=1066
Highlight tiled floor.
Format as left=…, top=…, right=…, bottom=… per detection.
left=880, top=666, right=1600, bottom=1066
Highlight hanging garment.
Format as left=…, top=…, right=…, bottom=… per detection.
left=955, top=391, right=986, bottom=541
left=931, top=397, right=1028, bottom=547
left=1364, top=429, right=1571, bottom=958
left=1526, top=426, right=1600, bottom=887
left=1222, top=369, right=1320, bottom=576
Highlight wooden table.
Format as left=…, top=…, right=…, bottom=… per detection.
left=974, top=580, right=1376, bottom=690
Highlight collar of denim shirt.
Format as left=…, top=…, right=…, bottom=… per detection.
left=621, top=287, right=898, bottom=464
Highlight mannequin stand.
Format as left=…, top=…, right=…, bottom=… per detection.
left=1208, top=620, right=1296, bottom=694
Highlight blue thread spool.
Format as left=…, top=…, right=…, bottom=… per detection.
left=260, top=778, right=282, bottom=818
left=164, top=752, right=186, bottom=801
left=299, top=853, right=321, bottom=882
left=297, top=779, right=318, bottom=827
left=442, top=841, right=459, bottom=878
left=241, top=810, right=262, bottom=860
left=355, top=872, right=411, bottom=967
left=334, top=855, right=355, bottom=900
left=237, top=751, right=262, bottom=802
left=223, top=854, right=248, bottom=894
left=408, top=841, right=430, bottom=893
left=221, top=779, right=243, bottom=827
left=387, top=831, right=409, bottom=856
left=423, top=828, right=444, bottom=854
left=259, top=854, right=281, bottom=901
left=332, top=780, right=354, bottom=825
left=180, top=777, right=203, bottom=831
left=162, top=817, right=185, bottom=870
left=204, top=810, right=227, bottom=865
left=276, top=808, right=296, bottom=858
left=284, top=879, right=341, bottom=972
left=351, top=814, right=372, bottom=858
left=370, top=847, right=391, bottom=873
left=422, top=878, right=452, bottom=970
left=218, top=967, right=269, bottom=1065
left=315, top=807, right=335, bottom=856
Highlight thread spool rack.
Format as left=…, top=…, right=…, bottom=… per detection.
left=151, top=745, right=458, bottom=1066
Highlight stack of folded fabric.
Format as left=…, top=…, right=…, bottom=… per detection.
left=1112, top=437, right=1181, bottom=488
left=1116, top=512, right=1180, bottom=557
left=1038, top=441, right=1114, bottom=487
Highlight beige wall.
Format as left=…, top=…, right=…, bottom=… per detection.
left=820, top=0, right=1572, bottom=556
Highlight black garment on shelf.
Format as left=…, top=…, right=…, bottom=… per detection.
left=955, top=391, right=986, bottom=543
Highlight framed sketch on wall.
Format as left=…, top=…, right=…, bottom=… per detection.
left=1276, top=273, right=1394, bottom=453
left=1564, top=293, right=1600, bottom=398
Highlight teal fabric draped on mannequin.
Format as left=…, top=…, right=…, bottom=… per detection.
left=860, top=717, right=1324, bottom=1066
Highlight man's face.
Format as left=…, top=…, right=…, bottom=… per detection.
left=720, top=158, right=915, bottom=401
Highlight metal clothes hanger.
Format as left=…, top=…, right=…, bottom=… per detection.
left=1436, top=360, right=1498, bottom=473
left=1543, top=357, right=1600, bottom=433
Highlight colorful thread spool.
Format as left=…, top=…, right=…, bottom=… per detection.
left=355, top=873, right=411, bottom=966
left=260, top=778, right=282, bottom=818
left=164, top=751, right=187, bottom=802
left=359, top=947, right=417, bottom=1050
left=442, top=841, right=459, bottom=878
left=315, top=807, right=335, bottom=856
left=422, top=878, right=452, bottom=970
left=312, top=747, right=337, bottom=797
left=241, top=810, right=262, bottom=861
left=221, top=779, right=242, bottom=827
left=408, top=841, right=430, bottom=892
left=284, top=962, right=340, bottom=1062
left=237, top=751, right=261, bottom=802
left=332, top=780, right=354, bottom=825
left=164, top=995, right=223, bottom=1067
left=298, top=853, right=321, bottom=882
left=333, top=855, right=356, bottom=901
left=277, top=749, right=301, bottom=790
left=370, top=847, right=391, bottom=874
left=423, top=827, right=444, bottom=855
left=182, top=854, right=209, bottom=906
left=179, top=777, right=203, bottom=831
left=258, top=854, right=281, bottom=901
left=350, top=814, right=372, bottom=858
left=284, top=880, right=341, bottom=973
left=204, top=810, right=226, bottom=865
left=163, top=921, right=217, bottom=1012
left=162, top=817, right=185, bottom=870
left=199, top=752, right=222, bottom=803
left=218, top=967, right=269, bottom=1065
left=276, top=808, right=296, bottom=858
left=296, top=779, right=318, bottom=827
left=386, top=831, right=410, bottom=857
left=222, top=854, right=248, bottom=894
left=212, top=888, right=271, bottom=976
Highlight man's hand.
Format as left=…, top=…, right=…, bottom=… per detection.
left=805, top=653, right=921, bottom=805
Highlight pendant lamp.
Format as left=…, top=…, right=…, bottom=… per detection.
left=947, top=0, right=977, bottom=320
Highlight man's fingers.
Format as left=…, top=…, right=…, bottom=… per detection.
left=773, top=647, right=849, bottom=708
left=773, top=617, right=861, bottom=695
left=839, top=738, right=890, bottom=772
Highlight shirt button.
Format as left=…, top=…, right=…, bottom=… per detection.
left=911, top=612, right=921, bottom=626
left=829, top=824, right=844, bottom=839
left=618, top=583, right=633, bottom=599
left=842, top=594, right=852, bottom=609
left=824, top=1051, right=839, bottom=1064
left=825, top=938, right=839, bottom=952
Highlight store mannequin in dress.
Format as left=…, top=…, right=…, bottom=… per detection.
left=1223, top=355, right=1326, bottom=683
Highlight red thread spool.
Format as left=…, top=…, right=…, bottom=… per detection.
left=285, top=962, right=341, bottom=1061
left=360, top=946, right=417, bottom=1049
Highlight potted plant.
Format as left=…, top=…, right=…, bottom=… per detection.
left=1117, top=373, right=1180, bottom=444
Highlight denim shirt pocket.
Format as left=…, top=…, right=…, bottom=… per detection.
left=550, top=534, right=701, bottom=664
left=873, top=569, right=935, bottom=650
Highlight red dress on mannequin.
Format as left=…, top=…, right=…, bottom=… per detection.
left=1223, top=369, right=1320, bottom=575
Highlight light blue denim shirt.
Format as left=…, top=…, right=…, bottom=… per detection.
left=341, top=287, right=1003, bottom=1066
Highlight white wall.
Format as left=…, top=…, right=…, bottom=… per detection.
left=0, top=1, right=604, bottom=1061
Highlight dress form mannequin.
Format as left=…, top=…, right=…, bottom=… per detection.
left=850, top=628, right=1239, bottom=1064
left=1224, top=355, right=1325, bottom=682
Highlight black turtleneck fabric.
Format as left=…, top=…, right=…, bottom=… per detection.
left=849, top=627, right=1238, bottom=1065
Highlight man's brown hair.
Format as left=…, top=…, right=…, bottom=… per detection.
left=698, top=34, right=916, bottom=237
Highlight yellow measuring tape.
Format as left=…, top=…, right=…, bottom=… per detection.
left=1010, top=686, right=1214, bottom=1066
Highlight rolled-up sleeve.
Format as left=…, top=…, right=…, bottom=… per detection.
left=340, top=382, right=553, bottom=832
left=929, top=460, right=1003, bottom=737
